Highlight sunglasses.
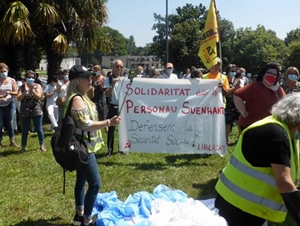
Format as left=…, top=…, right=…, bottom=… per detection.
left=27, top=76, right=35, bottom=79
left=115, top=65, right=123, bottom=69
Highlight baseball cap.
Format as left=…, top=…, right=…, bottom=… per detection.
left=69, top=65, right=95, bottom=81
left=216, top=57, right=222, bottom=64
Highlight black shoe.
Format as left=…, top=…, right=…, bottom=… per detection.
left=118, top=151, right=126, bottom=155
left=105, top=150, right=112, bottom=157
left=73, top=212, right=83, bottom=226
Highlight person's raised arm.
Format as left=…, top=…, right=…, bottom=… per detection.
left=30, top=84, right=43, bottom=100
left=71, top=95, right=121, bottom=131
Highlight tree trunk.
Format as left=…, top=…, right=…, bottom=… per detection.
left=46, top=48, right=63, bottom=83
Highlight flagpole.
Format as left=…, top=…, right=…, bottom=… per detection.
left=213, top=0, right=222, bottom=72
left=166, top=0, right=169, bottom=64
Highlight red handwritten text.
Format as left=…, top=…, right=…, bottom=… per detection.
left=126, top=86, right=191, bottom=96
left=181, top=101, right=224, bottom=115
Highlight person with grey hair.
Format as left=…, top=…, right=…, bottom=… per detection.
left=215, top=93, right=300, bottom=225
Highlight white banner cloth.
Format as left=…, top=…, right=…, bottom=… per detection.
left=118, top=78, right=227, bottom=155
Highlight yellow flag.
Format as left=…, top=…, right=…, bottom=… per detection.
left=198, top=0, right=219, bottom=69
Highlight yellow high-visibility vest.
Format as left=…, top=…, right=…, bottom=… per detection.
left=64, top=94, right=103, bottom=153
left=215, top=116, right=299, bottom=222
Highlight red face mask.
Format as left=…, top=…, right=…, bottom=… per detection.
left=264, top=74, right=277, bottom=85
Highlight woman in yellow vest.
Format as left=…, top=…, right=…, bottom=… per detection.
left=215, top=93, right=300, bottom=226
left=67, top=65, right=121, bottom=226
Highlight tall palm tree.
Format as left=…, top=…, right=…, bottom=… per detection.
left=0, top=0, right=111, bottom=79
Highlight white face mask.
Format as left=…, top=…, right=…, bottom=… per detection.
left=63, top=74, right=69, bottom=80
left=266, top=82, right=280, bottom=91
left=167, top=69, right=173, bottom=74
left=0, top=72, right=8, bottom=78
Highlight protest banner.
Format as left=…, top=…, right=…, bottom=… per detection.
left=118, top=78, right=227, bottom=155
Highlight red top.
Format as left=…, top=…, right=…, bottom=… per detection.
left=234, top=82, right=286, bottom=128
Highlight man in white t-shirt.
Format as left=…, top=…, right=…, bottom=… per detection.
left=104, top=59, right=124, bottom=156
left=162, top=63, right=178, bottom=79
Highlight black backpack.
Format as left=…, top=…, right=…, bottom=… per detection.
left=51, top=94, right=89, bottom=193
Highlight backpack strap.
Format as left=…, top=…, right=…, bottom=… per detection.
left=64, top=94, right=90, bottom=141
left=63, top=168, right=66, bottom=195
left=64, top=94, right=82, bottom=118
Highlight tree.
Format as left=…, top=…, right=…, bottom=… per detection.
left=126, top=35, right=137, bottom=55
left=0, top=0, right=109, bottom=80
left=230, top=25, right=287, bottom=74
left=150, top=3, right=207, bottom=70
left=285, top=41, right=300, bottom=69
left=284, top=28, right=300, bottom=69
left=218, top=19, right=236, bottom=66
left=284, top=28, right=300, bottom=46
left=99, top=26, right=128, bottom=56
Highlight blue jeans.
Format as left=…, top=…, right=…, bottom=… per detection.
left=75, top=153, right=101, bottom=220
left=21, top=115, right=44, bottom=148
left=0, top=102, right=15, bottom=141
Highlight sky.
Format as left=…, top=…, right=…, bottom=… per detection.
left=106, top=0, right=300, bottom=47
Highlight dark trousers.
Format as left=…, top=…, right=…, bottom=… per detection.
left=107, top=104, right=118, bottom=153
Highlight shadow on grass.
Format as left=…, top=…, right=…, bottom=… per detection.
left=165, top=153, right=211, bottom=163
left=97, top=153, right=212, bottom=171
left=0, top=148, right=22, bottom=157
left=100, top=160, right=169, bottom=171
left=0, top=146, right=46, bottom=157
left=192, top=177, right=219, bottom=200
left=29, top=131, right=53, bottom=138
left=14, top=216, right=68, bottom=226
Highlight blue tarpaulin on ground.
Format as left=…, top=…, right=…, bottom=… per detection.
left=92, top=184, right=227, bottom=226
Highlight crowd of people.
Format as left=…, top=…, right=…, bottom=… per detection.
left=1, top=58, right=300, bottom=225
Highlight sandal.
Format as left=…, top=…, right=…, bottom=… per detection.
left=40, top=146, right=47, bottom=152
left=10, top=141, right=19, bottom=147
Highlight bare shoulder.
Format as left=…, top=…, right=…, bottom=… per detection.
left=72, top=95, right=85, bottom=110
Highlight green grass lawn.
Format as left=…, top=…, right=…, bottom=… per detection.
left=0, top=125, right=297, bottom=225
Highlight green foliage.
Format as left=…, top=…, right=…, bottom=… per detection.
left=100, top=26, right=128, bottom=56
left=286, top=41, right=300, bottom=69
left=150, top=3, right=294, bottom=74
left=223, top=25, right=288, bottom=74
left=285, top=28, right=300, bottom=46
left=0, top=0, right=109, bottom=79
left=151, top=3, right=207, bottom=69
